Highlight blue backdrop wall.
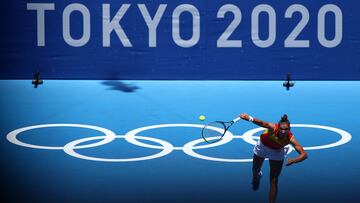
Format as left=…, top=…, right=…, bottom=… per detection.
left=1, top=0, right=359, bottom=80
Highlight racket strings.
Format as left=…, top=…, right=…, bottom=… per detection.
left=202, top=122, right=226, bottom=142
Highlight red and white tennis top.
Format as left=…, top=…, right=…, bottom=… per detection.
left=260, top=124, right=294, bottom=149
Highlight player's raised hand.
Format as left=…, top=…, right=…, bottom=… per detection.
left=240, top=113, right=250, bottom=121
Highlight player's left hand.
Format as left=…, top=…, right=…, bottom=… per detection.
left=286, top=158, right=294, bottom=166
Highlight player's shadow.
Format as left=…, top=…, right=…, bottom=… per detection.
left=101, top=81, right=140, bottom=93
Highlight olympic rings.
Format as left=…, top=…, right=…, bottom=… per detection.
left=6, top=123, right=352, bottom=163
left=63, top=135, right=173, bottom=162
left=6, top=124, right=116, bottom=150
left=124, top=124, right=234, bottom=150
left=242, top=124, right=352, bottom=150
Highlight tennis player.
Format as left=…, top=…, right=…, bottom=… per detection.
left=240, top=113, right=307, bottom=203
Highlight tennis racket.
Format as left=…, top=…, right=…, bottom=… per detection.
left=202, top=117, right=241, bottom=143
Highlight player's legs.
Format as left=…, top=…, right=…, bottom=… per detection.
left=269, top=159, right=284, bottom=203
left=252, top=154, right=265, bottom=190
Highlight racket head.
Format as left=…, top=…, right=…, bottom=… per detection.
left=202, top=121, right=227, bottom=143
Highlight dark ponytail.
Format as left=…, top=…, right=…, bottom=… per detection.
left=279, top=114, right=291, bottom=128
left=281, top=114, right=288, bottom=122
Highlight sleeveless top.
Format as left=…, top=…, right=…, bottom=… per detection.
left=260, top=124, right=293, bottom=149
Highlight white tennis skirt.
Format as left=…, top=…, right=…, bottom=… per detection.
left=253, top=140, right=290, bottom=161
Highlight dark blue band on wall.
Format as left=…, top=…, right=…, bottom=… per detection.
left=0, top=0, right=359, bottom=80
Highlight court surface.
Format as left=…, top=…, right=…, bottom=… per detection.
left=1, top=80, right=359, bottom=203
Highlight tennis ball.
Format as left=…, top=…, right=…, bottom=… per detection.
left=199, top=115, right=205, bottom=121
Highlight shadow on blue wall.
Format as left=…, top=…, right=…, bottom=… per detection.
left=102, top=81, right=140, bottom=93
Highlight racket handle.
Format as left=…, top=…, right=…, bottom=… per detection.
left=232, top=117, right=241, bottom=123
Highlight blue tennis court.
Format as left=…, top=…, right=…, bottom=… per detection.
left=1, top=80, right=359, bottom=203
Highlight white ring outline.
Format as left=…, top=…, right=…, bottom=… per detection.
left=63, top=135, right=173, bottom=162
left=242, top=124, right=352, bottom=150
left=183, top=124, right=351, bottom=162
left=6, top=124, right=116, bottom=150
left=183, top=135, right=256, bottom=162
left=124, top=124, right=234, bottom=150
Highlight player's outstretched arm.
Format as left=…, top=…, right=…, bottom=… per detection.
left=239, top=113, right=275, bottom=130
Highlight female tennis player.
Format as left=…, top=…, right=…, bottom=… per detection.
left=240, top=113, right=307, bottom=203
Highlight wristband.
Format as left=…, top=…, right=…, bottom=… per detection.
left=248, top=116, right=254, bottom=122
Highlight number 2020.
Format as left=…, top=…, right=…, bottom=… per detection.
left=217, top=4, right=343, bottom=48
